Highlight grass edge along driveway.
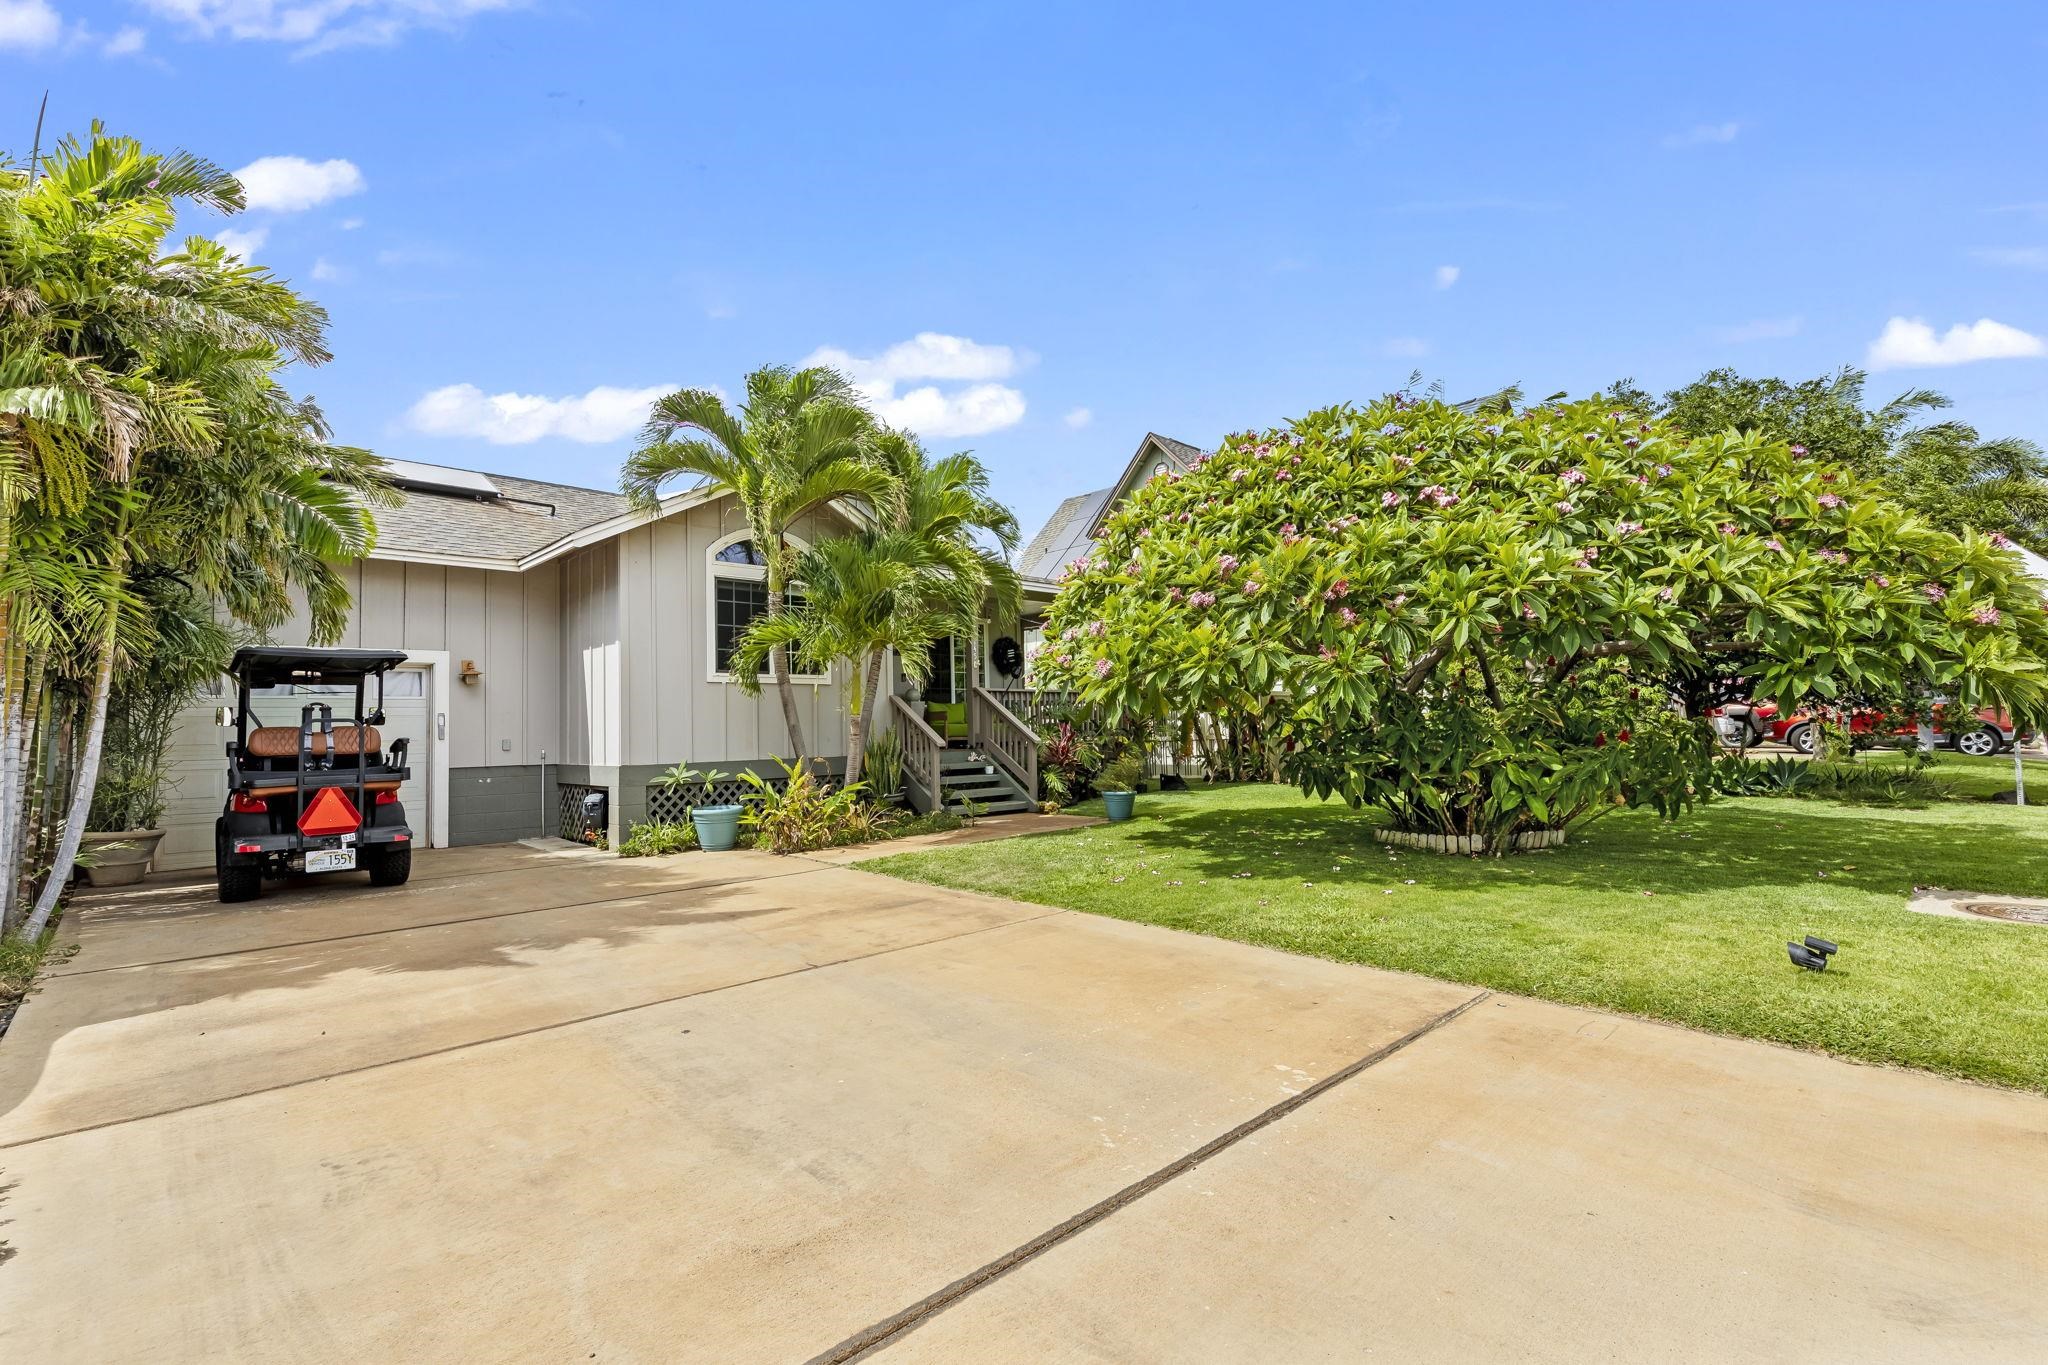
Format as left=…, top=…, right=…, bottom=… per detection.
left=866, top=782, right=2048, bottom=1092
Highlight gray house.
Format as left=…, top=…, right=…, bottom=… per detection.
left=155, top=435, right=1208, bottom=869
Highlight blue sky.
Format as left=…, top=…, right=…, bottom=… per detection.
left=11, top=1, right=2048, bottom=542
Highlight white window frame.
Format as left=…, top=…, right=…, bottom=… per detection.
left=706, top=529, right=830, bottom=685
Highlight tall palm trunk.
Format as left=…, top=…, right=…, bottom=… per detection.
left=843, top=648, right=888, bottom=787
left=765, top=583, right=808, bottom=765
left=21, top=606, right=115, bottom=940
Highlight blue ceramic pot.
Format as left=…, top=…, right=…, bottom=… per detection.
left=1102, top=790, right=1136, bottom=822
left=690, top=803, right=744, bottom=851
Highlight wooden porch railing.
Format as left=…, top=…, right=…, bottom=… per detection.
left=888, top=694, right=946, bottom=814
left=985, top=688, right=1081, bottom=733
left=969, top=685, right=1039, bottom=801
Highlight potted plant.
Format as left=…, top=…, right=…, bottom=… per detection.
left=82, top=611, right=224, bottom=886
left=656, top=762, right=738, bottom=851
left=1097, top=753, right=1146, bottom=823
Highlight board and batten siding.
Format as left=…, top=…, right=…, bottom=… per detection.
left=597, top=500, right=852, bottom=768
left=558, top=542, right=621, bottom=768
left=154, top=557, right=563, bottom=869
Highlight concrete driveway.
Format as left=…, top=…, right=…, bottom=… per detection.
left=1, top=837, right=2042, bottom=1362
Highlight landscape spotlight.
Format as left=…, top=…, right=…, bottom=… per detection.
left=1787, top=935, right=1839, bottom=972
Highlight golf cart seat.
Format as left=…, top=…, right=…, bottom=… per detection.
left=245, top=724, right=382, bottom=761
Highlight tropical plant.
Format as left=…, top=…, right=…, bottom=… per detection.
left=654, top=762, right=730, bottom=800
left=728, top=429, right=1020, bottom=784
left=88, top=585, right=232, bottom=832
left=1613, top=367, right=2048, bottom=545
left=618, top=821, right=697, bottom=857
left=1097, top=753, right=1146, bottom=793
left=2, top=127, right=385, bottom=939
left=862, top=726, right=904, bottom=802
left=1038, top=719, right=1103, bottom=804
left=1034, top=393, right=2048, bottom=851
left=621, top=366, right=891, bottom=764
left=737, top=756, right=872, bottom=854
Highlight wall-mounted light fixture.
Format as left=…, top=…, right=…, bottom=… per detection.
left=459, top=659, right=483, bottom=685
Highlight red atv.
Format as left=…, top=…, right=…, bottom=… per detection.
left=1713, top=700, right=2017, bottom=757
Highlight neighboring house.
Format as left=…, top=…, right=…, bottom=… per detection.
left=155, top=435, right=1208, bottom=870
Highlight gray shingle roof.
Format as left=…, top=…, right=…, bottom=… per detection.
left=1017, top=433, right=1209, bottom=583
left=370, top=469, right=633, bottom=567
left=1018, top=487, right=1114, bottom=582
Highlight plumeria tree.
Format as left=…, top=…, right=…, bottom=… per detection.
left=1034, top=394, right=2048, bottom=850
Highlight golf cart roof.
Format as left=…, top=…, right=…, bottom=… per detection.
left=229, top=646, right=410, bottom=688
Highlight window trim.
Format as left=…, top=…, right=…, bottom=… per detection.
left=706, top=529, right=830, bottom=685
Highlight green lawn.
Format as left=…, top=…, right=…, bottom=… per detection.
left=867, top=783, right=2048, bottom=1091
left=1852, top=748, right=2045, bottom=802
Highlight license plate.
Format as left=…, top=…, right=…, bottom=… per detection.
left=306, top=848, right=357, bottom=874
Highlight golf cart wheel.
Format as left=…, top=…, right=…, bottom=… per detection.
left=215, top=820, right=263, bottom=903
left=1784, top=723, right=1816, bottom=756
left=1957, top=725, right=2003, bottom=758
left=366, top=843, right=412, bottom=887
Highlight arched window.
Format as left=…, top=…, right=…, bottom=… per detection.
left=706, top=532, right=826, bottom=682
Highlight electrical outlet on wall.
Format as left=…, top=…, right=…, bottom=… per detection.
left=500, top=738, right=512, bottom=752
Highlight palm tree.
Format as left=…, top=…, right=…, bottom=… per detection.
left=731, top=430, right=1020, bottom=784
left=622, top=365, right=892, bottom=762
left=3, top=128, right=383, bottom=939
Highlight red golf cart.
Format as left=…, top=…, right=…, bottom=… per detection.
left=214, top=646, right=415, bottom=902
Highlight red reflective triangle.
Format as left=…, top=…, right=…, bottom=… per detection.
left=298, top=786, right=362, bottom=836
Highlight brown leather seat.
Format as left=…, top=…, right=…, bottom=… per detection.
left=246, top=725, right=382, bottom=759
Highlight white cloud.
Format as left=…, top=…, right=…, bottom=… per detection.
left=1063, top=406, right=1093, bottom=429
left=1433, top=264, right=1460, bottom=290
left=310, top=256, right=344, bottom=282
left=1867, top=316, right=2047, bottom=370
left=0, top=0, right=62, bottom=50
left=404, top=382, right=674, bottom=445
left=103, top=23, right=146, bottom=55
left=234, top=156, right=365, bottom=212
left=1381, top=337, right=1431, bottom=358
left=339, top=217, right=365, bottom=230
left=214, top=225, right=269, bottom=260
left=139, top=0, right=517, bottom=53
left=801, top=332, right=1031, bottom=438
left=1974, top=247, right=2048, bottom=270
left=1662, top=121, right=1741, bottom=149
left=1711, top=315, right=1803, bottom=343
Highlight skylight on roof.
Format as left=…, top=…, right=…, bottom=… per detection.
left=382, top=458, right=501, bottom=500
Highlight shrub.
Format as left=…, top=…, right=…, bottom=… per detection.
left=619, top=821, right=697, bottom=857
left=739, top=758, right=872, bottom=854
left=863, top=728, right=905, bottom=803
left=1035, top=392, right=2048, bottom=850
left=1098, top=754, right=1146, bottom=792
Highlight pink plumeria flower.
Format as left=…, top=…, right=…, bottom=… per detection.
left=1167, top=586, right=1184, bottom=602
left=1658, top=587, right=1674, bottom=602
left=1280, top=523, right=1297, bottom=536
left=1229, top=468, right=1248, bottom=482
left=1382, top=490, right=1406, bottom=508
left=1972, top=604, right=2001, bottom=625
left=1555, top=501, right=1576, bottom=514
left=1217, top=554, right=1239, bottom=576
left=1093, top=657, right=1114, bottom=679
left=1922, top=584, right=1946, bottom=601
left=1338, top=606, right=1359, bottom=625
left=1190, top=591, right=1217, bottom=608
left=1324, top=579, right=1350, bottom=601
left=1765, top=538, right=1784, bottom=552
left=1274, top=469, right=1292, bottom=481
left=1817, top=493, right=1843, bottom=509
left=1392, top=453, right=1415, bottom=469
left=1656, top=463, right=1673, bottom=477
left=1244, top=579, right=1264, bottom=595
left=1617, top=520, right=1644, bottom=536
left=1088, top=621, right=1107, bottom=637
left=1789, top=444, right=1808, bottom=457
left=1561, top=468, right=1588, bottom=486
left=1990, top=532, right=2014, bottom=549
left=1520, top=604, right=1537, bottom=619
left=1871, top=574, right=1891, bottom=589
left=1318, top=645, right=1336, bottom=660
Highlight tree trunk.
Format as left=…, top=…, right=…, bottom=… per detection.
left=22, top=609, right=116, bottom=941
left=764, top=577, right=808, bottom=766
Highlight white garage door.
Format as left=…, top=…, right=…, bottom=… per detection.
left=156, top=666, right=435, bottom=872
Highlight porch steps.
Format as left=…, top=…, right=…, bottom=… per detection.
left=938, top=750, right=1034, bottom=814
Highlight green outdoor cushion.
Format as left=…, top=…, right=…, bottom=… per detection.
left=926, top=702, right=969, bottom=740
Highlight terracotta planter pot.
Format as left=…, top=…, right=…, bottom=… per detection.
left=81, top=829, right=166, bottom=887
